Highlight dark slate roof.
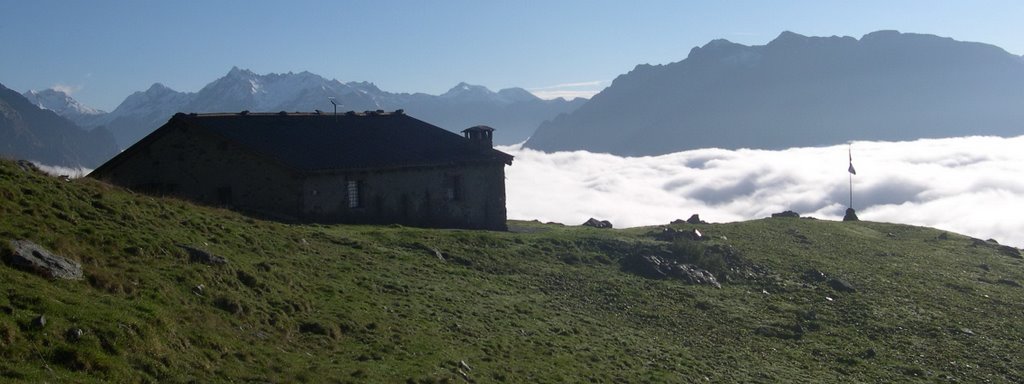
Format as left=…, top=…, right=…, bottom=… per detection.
left=169, top=111, right=512, bottom=172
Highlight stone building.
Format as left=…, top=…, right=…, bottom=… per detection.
left=89, top=111, right=513, bottom=230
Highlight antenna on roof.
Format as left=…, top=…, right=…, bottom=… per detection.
left=328, top=97, right=340, bottom=116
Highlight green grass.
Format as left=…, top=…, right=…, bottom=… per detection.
left=1, top=159, right=1022, bottom=382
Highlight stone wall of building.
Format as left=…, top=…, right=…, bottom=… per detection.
left=301, top=162, right=507, bottom=230
left=92, top=124, right=303, bottom=219
left=95, top=121, right=510, bottom=229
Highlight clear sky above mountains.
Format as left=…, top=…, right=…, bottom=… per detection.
left=3, top=0, right=1023, bottom=111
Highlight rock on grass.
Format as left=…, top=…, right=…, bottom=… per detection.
left=5, top=240, right=83, bottom=280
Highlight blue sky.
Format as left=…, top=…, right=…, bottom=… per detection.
left=2, top=0, right=1023, bottom=111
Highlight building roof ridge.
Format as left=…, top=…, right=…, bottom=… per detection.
left=177, top=110, right=407, bottom=118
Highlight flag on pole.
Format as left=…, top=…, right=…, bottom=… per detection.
left=848, top=147, right=856, bottom=175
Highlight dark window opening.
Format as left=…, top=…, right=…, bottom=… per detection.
left=445, top=175, right=462, bottom=201
left=347, top=180, right=362, bottom=208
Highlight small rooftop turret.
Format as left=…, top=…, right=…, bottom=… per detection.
left=462, top=125, right=495, bottom=148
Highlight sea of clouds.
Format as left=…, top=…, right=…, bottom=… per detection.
left=499, top=135, right=1024, bottom=248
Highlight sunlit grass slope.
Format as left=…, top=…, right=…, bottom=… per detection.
left=1, top=159, right=1022, bottom=382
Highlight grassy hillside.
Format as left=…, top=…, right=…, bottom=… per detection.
left=1, top=158, right=1022, bottom=383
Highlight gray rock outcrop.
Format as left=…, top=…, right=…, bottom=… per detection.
left=772, top=210, right=800, bottom=218
left=623, top=254, right=721, bottom=288
left=686, top=214, right=707, bottom=224
left=582, top=218, right=613, bottom=229
left=5, top=240, right=83, bottom=280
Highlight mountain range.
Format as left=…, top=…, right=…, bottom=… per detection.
left=1, top=83, right=118, bottom=168
left=33, top=68, right=584, bottom=149
left=19, top=30, right=1024, bottom=159
left=525, top=30, right=1024, bottom=156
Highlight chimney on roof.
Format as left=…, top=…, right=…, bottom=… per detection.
left=462, top=125, right=495, bottom=148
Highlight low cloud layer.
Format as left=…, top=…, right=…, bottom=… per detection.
left=500, top=135, right=1024, bottom=247
left=528, top=80, right=609, bottom=100
left=31, top=162, right=92, bottom=178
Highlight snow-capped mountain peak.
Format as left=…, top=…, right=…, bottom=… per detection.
left=22, top=88, right=105, bottom=116
left=442, top=82, right=492, bottom=98
left=441, top=82, right=542, bottom=105
left=68, top=67, right=583, bottom=149
left=226, top=66, right=257, bottom=78
left=190, top=67, right=356, bottom=111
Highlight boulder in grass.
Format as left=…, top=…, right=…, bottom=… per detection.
left=686, top=214, right=707, bottom=224
left=772, top=210, right=800, bottom=218
left=65, top=328, right=84, bottom=342
left=582, top=218, right=613, bottom=229
left=828, top=278, right=857, bottom=293
left=15, top=160, right=38, bottom=173
left=997, top=279, right=1021, bottom=288
left=622, top=254, right=721, bottom=288
left=996, top=245, right=1022, bottom=259
left=969, top=238, right=1022, bottom=259
left=177, top=244, right=228, bottom=265
left=5, top=240, right=83, bottom=280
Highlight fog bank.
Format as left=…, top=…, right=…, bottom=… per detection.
left=501, top=135, right=1024, bottom=247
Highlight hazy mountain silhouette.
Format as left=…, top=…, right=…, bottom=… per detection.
left=0, top=83, right=118, bottom=168
left=97, top=83, right=195, bottom=150
left=525, top=31, right=1024, bottom=155
left=58, top=67, right=583, bottom=148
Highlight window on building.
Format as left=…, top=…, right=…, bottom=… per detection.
left=444, top=175, right=462, bottom=201
left=347, top=180, right=361, bottom=208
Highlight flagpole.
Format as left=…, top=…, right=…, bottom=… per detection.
left=848, top=145, right=853, bottom=209
left=849, top=171, right=853, bottom=209
left=844, top=145, right=859, bottom=221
